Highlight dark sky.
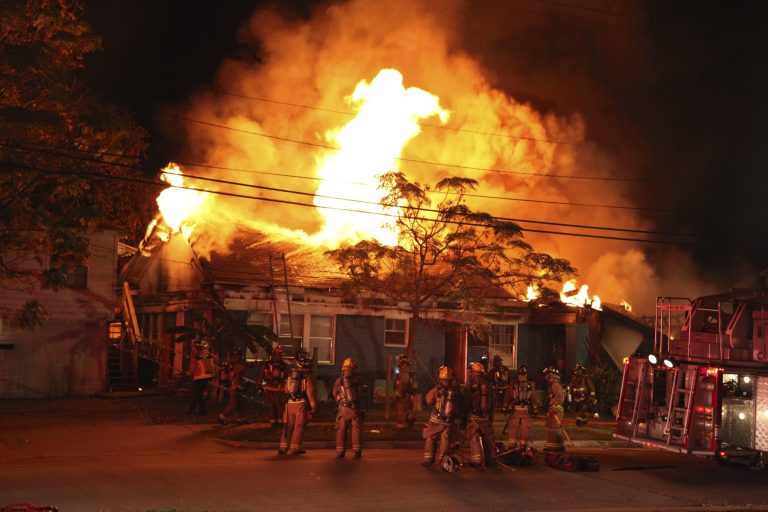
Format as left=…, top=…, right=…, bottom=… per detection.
left=82, top=0, right=768, bottom=285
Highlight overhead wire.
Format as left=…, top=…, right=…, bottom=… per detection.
left=108, top=72, right=595, bottom=149
left=0, top=157, right=701, bottom=246
left=0, top=138, right=698, bottom=214
left=1, top=142, right=702, bottom=238
left=156, top=111, right=682, bottom=183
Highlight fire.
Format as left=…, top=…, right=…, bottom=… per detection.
left=141, top=163, right=208, bottom=251
left=311, top=69, right=449, bottom=246
left=522, top=284, right=540, bottom=302
left=560, top=279, right=602, bottom=311
left=620, top=299, right=633, bottom=312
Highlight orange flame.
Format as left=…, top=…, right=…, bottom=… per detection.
left=141, top=163, right=208, bottom=252
left=620, top=299, right=633, bottom=312
left=522, top=284, right=540, bottom=302
left=311, top=68, right=449, bottom=246
left=560, top=279, right=602, bottom=311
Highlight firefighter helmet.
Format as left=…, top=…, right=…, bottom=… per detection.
left=438, top=366, right=454, bottom=381
left=270, top=345, right=283, bottom=361
left=543, top=366, right=560, bottom=378
left=296, top=351, right=312, bottom=368
left=342, top=357, right=357, bottom=369
left=193, top=338, right=210, bottom=350
left=573, top=363, right=586, bottom=374
left=396, top=354, right=410, bottom=367
left=517, top=364, right=528, bottom=375
left=441, top=454, right=460, bottom=473
left=469, top=361, right=485, bottom=374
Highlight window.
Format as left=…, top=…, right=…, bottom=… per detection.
left=489, top=323, right=516, bottom=367
left=308, top=315, right=334, bottom=364
left=385, top=318, right=407, bottom=346
left=108, top=321, right=122, bottom=343
left=279, top=313, right=304, bottom=350
left=248, top=311, right=273, bottom=329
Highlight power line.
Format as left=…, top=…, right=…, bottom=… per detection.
left=156, top=111, right=681, bottom=183
left=1, top=138, right=696, bottom=214
left=0, top=158, right=701, bottom=246
left=1, top=142, right=702, bottom=238
left=111, top=74, right=768, bottom=171
left=109, top=73, right=595, bottom=149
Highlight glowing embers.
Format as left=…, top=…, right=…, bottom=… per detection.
left=312, top=69, right=449, bottom=247
left=560, top=279, right=601, bottom=311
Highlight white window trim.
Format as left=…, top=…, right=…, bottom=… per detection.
left=276, top=312, right=336, bottom=365
left=384, top=317, right=409, bottom=348
left=488, top=322, right=518, bottom=368
left=307, top=314, right=335, bottom=365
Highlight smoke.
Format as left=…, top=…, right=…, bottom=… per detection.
left=161, top=0, right=723, bottom=314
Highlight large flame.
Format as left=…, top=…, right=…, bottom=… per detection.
left=141, top=163, right=208, bottom=251
left=144, top=0, right=716, bottom=314
left=560, top=279, right=602, bottom=311
left=312, top=69, right=449, bottom=246
left=522, top=284, right=540, bottom=302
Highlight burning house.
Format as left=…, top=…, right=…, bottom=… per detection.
left=117, top=228, right=652, bottom=402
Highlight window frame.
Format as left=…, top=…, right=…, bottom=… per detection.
left=307, top=314, right=335, bottom=365
left=384, top=317, right=409, bottom=347
left=488, top=322, right=517, bottom=368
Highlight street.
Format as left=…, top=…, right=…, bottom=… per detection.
left=2, top=408, right=768, bottom=512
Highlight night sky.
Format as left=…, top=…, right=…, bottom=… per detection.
left=82, top=0, right=768, bottom=297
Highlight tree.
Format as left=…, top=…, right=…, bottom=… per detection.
left=328, top=171, right=576, bottom=360
left=0, top=0, right=155, bottom=328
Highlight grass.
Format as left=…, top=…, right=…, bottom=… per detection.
left=1, top=390, right=616, bottom=444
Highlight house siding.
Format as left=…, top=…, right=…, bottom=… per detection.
left=0, top=230, right=117, bottom=397
left=318, top=315, right=445, bottom=395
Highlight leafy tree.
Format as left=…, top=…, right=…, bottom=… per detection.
left=0, top=0, right=155, bottom=328
left=328, top=171, right=575, bottom=360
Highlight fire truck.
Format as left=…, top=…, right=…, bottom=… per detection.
left=615, top=291, right=768, bottom=468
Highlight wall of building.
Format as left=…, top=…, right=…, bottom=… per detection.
left=0, top=230, right=117, bottom=397
left=321, top=314, right=445, bottom=395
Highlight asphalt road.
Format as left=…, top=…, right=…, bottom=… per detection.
left=2, top=408, right=768, bottom=512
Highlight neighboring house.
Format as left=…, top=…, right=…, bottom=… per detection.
left=119, top=230, right=650, bottom=396
left=0, top=229, right=120, bottom=398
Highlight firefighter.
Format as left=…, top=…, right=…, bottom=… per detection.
left=187, top=338, right=215, bottom=415
left=489, top=355, right=510, bottom=414
left=466, top=362, right=496, bottom=468
left=422, top=366, right=458, bottom=468
left=333, top=357, right=365, bottom=459
left=569, top=363, right=597, bottom=426
left=393, top=354, right=418, bottom=429
left=260, top=345, right=287, bottom=427
left=218, top=347, right=248, bottom=424
left=278, top=351, right=317, bottom=455
left=503, top=364, right=537, bottom=450
left=543, top=366, right=566, bottom=452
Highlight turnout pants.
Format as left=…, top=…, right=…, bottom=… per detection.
left=545, top=405, right=566, bottom=451
left=467, top=416, right=496, bottom=465
left=280, top=400, right=309, bottom=453
left=422, top=420, right=452, bottom=464
left=220, top=385, right=242, bottom=420
left=335, top=406, right=363, bottom=456
left=188, top=378, right=210, bottom=414
left=265, top=389, right=285, bottom=424
left=506, top=406, right=532, bottom=448
left=394, top=394, right=413, bottom=427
